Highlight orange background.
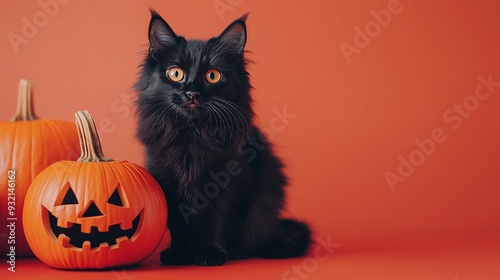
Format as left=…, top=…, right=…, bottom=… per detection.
left=1, top=0, right=499, bottom=279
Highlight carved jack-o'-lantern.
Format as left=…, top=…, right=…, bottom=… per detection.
left=23, top=111, right=168, bottom=269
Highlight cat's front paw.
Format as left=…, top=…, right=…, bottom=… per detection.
left=160, top=248, right=194, bottom=265
left=194, top=247, right=228, bottom=266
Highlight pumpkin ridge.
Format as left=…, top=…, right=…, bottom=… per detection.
left=9, top=122, right=18, bottom=174
left=29, top=121, right=36, bottom=180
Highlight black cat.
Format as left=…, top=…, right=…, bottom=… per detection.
left=135, top=10, right=311, bottom=266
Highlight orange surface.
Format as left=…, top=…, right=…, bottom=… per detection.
left=2, top=238, right=500, bottom=279
left=1, top=0, right=499, bottom=278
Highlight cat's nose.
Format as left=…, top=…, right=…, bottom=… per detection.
left=186, top=91, right=200, bottom=99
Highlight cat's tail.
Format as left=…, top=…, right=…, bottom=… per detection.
left=256, top=218, right=312, bottom=258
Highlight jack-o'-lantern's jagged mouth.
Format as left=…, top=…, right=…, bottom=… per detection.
left=45, top=207, right=141, bottom=249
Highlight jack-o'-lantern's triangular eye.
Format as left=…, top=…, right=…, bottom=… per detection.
left=108, top=185, right=124, bottom=206
left=62, top=188, right=78, bottom=205
left=55, top=182, right=78, bottom=206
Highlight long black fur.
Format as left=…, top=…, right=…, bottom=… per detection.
left=135, top=10, right=311, bottom=266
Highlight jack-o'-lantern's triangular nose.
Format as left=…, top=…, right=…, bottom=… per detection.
left=81, top=201, right=104, bottom=217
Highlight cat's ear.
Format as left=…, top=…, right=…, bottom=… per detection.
left=148, top=9, right=177, bottom=56
left=216, top=14, right=248, bottom=54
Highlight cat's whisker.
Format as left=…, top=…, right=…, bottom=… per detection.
left=220, top=104, right=237, bottom=143
left=208, top=103, right=229, bottom=135
left=218, top=104, right=234, bottom=142
left=211, top=101, right=238, bottom=143
left=211, top=97, right=250, bottom=124
left=224, top=104, right=245, bottom=138
left=207, top=104, right=222, bottom=132
left=144, top=103, right=173, bottom=131
left=214, top=102, right=236, bottom=136
left=211, top=98, right=251, bottom=140
left=216, top=104, right=234, bottom=142
left=212, top=102, right=243, bottom=142
left=206, top=106, right=213, bottom=130
left=212, top=97, right=253, bottom=118
left=206, top=105, right=220, bottom=136
left=223, top=102, right=251, bottom=138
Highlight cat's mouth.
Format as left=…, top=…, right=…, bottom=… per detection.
left=187, top=100, right=198, bottom=108
left=180, top=98, right=207, bottom=118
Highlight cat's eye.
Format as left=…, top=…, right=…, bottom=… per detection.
left=205, top=69, right=222, bottom=84
left=167, top=67, right=184, bottom=82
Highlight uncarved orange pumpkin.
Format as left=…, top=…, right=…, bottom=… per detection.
left=23, top=110, right=168, bottom=269
left=0, top=80, right=79, bottom=256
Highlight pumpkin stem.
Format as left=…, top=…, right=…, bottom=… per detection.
left=75, top=110, right=113, bottom=162
left=10, top=79, right=39, bottom=121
